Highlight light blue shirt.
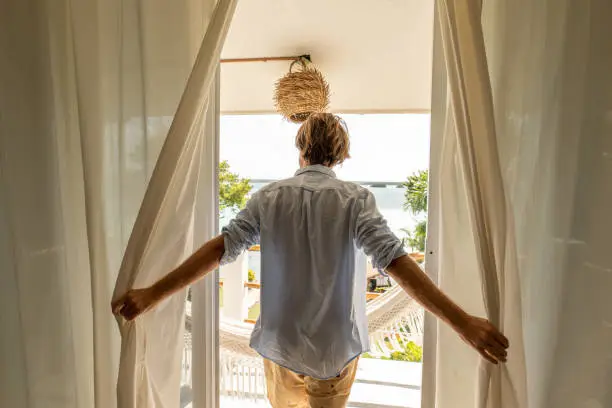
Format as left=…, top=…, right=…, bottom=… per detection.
left=220, top=165, right=406, bottom=379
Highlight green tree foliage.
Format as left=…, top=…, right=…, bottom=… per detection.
left=403, top=220, right=427, bottom=253
left=402, top=170, right=428, bottom=214
left=383, top=341, right=423, bottom=362
left=219, top=160, right=252, bottom=213
left=363, top=340, right=423, bottom=362
left=402, top=170, right=429, bottom=253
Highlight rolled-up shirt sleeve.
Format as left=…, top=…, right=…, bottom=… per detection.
left=354, top=190, right=407, bottom=273
left=220, top=192, right=261, bottom=265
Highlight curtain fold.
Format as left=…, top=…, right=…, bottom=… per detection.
left=435, top=0, right=527, bottom=407
left=0, top=0, right=235, bottom=407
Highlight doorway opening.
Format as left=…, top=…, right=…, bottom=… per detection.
left=181, top=1, right=435, bottom=405
left=207, top=113, right=431, bottom=408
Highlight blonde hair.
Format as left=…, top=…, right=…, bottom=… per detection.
left=295, top=113, right=350, bottom=166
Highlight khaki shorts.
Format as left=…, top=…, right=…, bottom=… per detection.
left=263, top=358, right=359, bottom=408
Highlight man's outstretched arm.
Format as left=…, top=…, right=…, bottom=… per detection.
left=112, top=235, right=225, bottom=321
left=113, top=193, right=261, bottom=321
left=355, top=190, right=508, bottom=364
left=386, top=254, right=509, bottom=364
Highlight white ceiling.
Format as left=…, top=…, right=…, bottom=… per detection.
left=220, top=0, right=435, bottom=114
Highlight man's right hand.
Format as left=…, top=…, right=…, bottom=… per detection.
left=456, top=316, right=509, bottom=364
left=386, top=255, right=509, bottom=364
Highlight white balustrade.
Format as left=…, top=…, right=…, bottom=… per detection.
left=220, top=252, right=249, bottom=321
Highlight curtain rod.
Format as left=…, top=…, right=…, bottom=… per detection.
left=220, top=54, right=311, bottom=64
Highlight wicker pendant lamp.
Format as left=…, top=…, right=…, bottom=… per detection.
left=273, top=56, right=330, bottom=123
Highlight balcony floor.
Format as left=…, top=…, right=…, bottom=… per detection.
left=187, top=359, right=422, bottom=408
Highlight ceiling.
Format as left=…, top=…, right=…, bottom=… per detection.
left=220, top=0, right=435, bottom=114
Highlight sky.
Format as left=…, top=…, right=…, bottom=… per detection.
left=220, top=113, right=431, bottom=182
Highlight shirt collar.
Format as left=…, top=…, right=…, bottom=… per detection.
left=295, top=164, right=336, bottom=178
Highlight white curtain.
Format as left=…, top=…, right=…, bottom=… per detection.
left=112, top=0, right=236, bottom=406
left=0, top=0, right=234, bottom=407
left=428, top=0, right=612, bottom=407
